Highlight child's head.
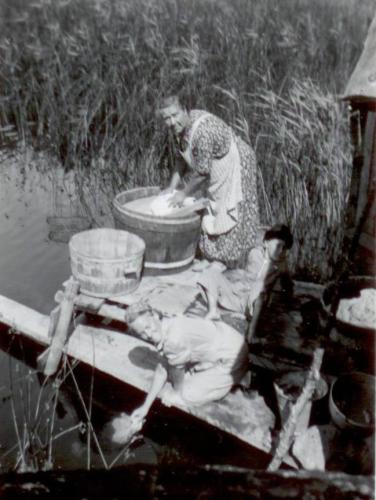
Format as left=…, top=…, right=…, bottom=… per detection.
left=125, top=305, right=162, bottom=344
left=264, top=224, right=293, bottom=261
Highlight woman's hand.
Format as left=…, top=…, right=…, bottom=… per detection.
left=168, top=190, right=186, bottom=207
left=160, top=185, right=174, bottom=195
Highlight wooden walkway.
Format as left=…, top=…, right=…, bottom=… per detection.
left=1, top=266, right=348, bottom=468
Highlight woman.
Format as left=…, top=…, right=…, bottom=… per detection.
left=158, top=95, right=259, bottom=267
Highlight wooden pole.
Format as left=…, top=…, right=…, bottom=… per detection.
left=267, top=348, right=325, bottom=471
left=44, top=277, right=80, bottom=376
left=0, top=465, right=372, bottom=499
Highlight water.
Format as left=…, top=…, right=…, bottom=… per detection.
left=0, top=152, right=266, bottom=472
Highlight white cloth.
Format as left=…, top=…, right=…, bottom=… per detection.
left=150, top=190, right=195, bottom=216
left=179, top=113, right=243, bottom=235
left=160, top=315, right=248, bottom=405
left=196, top=264, right=250, bottom=313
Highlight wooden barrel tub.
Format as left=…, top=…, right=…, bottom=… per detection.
left=69, top=228, right=145, bottom=297
left=113, top=187, right=201, bottom=270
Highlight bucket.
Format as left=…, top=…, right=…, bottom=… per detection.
left=274, top=371, right=328, bottom=434
left=332, top=276, right=376, bottom=337
left=328, top=276, right=376, bottom=373
left=329, top=371, right=375, bottom=435
left=69, top=228, right=145, bottom=298
left=113, top=187, right=201, bottom=270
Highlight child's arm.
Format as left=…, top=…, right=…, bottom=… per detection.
left=196, top=268, right=223, bottom=321
left=131, top=363, right=168, bottom=421
left=203, top=285, right=221, bottom=320
left=247, top=292, right=265, bottom=342
left=246, top=248, right=265, bottom=279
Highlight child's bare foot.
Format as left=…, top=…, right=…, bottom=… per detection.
left=161, top=387, right=186, bottom=408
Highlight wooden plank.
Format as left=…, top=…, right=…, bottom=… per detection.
left=76, top=299, right=128, bottom=324
left=44, top=278, right=80, bottom=376
left=267, top=348, right=325, bottom=471
left=67, top=323, right=156, bottom=393
left=74, top=294, right=105, bottom=312
left=0, top=295, right=50, bottom=344
left=66, top=323, right=275, bottom=455
left=356, top=111, right=375, bottom=227
left=0, top=466, right=373, bottom=499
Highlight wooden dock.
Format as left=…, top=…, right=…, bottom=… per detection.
left=0, top=292, right=280, bottom=463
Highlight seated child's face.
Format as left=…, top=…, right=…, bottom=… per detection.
left=265, top=238, right=286, bottom=262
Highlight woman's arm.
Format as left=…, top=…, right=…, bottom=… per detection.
left=165, top=158, right=184, bottom=192
left=182, top=172, right=207, bottom=197
left=168, top=172, right=207, bottom=206
left=166, top=170, right=182, bottom=192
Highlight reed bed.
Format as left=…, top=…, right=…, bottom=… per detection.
left=0, top=0, right=374, bottom=280
left=2, top=346, right=136, bottom=472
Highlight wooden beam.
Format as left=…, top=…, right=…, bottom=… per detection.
left=267, top=348, right=325, bottom=471
left=0, top=465, right=372, bottom=499
left=44, top=278, right=80, bottom=376
left=0, top=295, right=50, bottom=344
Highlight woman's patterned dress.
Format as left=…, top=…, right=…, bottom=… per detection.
left=178, top=110, right=259, bottom=267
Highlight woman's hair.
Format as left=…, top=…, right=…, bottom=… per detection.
left=264, top=224, right=293, bottom=249
left=158, top=94, right=181, bottom=109
left=156, top=93, right=190, bottom=114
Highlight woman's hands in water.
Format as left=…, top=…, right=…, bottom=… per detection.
left=168, top=190, right=186, bottom=207
left=160, top=185, right=175, bottom=195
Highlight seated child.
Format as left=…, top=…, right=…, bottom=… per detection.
left=194, top=260, right=250, bottom=321
left=194, top=225, right=293, bottom=340
left=246, top=224, right=293, bottom=341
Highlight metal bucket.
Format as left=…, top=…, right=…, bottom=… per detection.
left=329, top=371, right=375, bottom=435
left=69, top=228, right=145, bottom=298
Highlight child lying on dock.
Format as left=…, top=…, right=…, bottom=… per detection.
left=121, top=307, right=249, bottom=435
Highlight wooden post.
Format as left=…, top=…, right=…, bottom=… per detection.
left=267, top=348, right=325, bottom=471
left=44, top=277, right=80, bottom=376
left=36, top=305, right=61, bottom=370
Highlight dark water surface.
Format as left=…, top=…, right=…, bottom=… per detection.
left=0, top=154, right=265, bottom=472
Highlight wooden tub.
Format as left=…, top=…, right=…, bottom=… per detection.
left=69, top=228, right=145, bottom=297
left=113, top=187, right=201, bottom=270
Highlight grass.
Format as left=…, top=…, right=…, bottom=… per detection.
left=0, top=0, right=374, bottom=280
left=1, top=335, right=137, bottom=473
left=0, top=348, right=140, bottom=472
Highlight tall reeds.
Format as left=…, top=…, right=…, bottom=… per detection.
left=0, top=0, right=374, bottom=279
left=2, top=348, right=136, bottom=472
